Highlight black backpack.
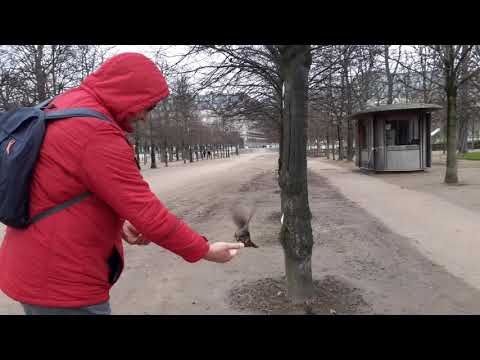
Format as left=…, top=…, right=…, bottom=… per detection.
left=0, top=99, right=111, bottom=229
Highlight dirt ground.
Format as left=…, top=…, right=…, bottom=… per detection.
left=2, top=150, right=480, bottom=314
left=326, top=151, right=480, bottom=213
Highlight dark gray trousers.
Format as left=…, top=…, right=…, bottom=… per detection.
left=21, top=301, right=111, bottom=315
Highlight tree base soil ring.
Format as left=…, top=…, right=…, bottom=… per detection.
left=228, top=275, right=372, bottom=315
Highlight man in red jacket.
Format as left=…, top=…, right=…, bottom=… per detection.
left=0, top=52, right=244, bottom=315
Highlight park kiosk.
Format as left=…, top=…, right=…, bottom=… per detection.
left=350, top=103, right=442, bottom=171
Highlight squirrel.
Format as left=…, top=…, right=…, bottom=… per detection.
left=231, top=204, right=258, bottom=248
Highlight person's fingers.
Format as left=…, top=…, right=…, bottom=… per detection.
left=126, top=237, right=138, bottom=245
left=225, top=242, right=245, bottom=250
left=125, top=222, right=140, bottom=236
left=133, top=233, right=150, bottom=245
left=123, top=230, right=141, bottom=245
left=123, top=229, right=136, bottom=240
left=228, top=249, right=239, bottom=257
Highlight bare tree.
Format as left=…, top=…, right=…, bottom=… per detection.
left=433, top=45, right=480, bottom=183
left=277, top=45, right=314, bottom=302
left=383, top=45, right=402, bottom=104
left=174, top=45, right=328, bottom=303
left=386, top=45, right=480, bottom=183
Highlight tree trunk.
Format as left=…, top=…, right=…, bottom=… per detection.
left=278, top=98, right=284, bottom=176
left=183, top=141, right=187, bottom=164
left=326, top=132, right=330, bottom=159
left=34, top=45, right=47, bottom=102
left=472, top=118, right=475, bottom=150
left=457, top=84, right=469, bottom=154
left=150, top=144, right=157, bottom=169
left=445, top=85, right=458, bottom=184
left=347, top=119, right=354, bottom=161
left=443, top=123, right=447, bottom=155
left=149, top=121, right=157, bottom=169
left=458, top=116, right=469, bottom=154
left=342, top=57, right=354, bottom=161
left=384, top=45, right=394, bottom=105
left=278, top=45, right=314, bottom=303
left=330, top=124, right=336, bottom=160
left=337, top=121, right=344, bottom=160
left=134, top=131, right=140, bottom=166
left=164, top=140, right=168, bottom=167
left=458, top=94, right=470, bottom=154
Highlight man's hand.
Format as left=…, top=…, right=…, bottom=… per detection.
left=122, top=221, right=151, bottom=246
left=203, top=242, right=245, bottom=263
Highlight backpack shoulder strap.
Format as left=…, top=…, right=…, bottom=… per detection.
left=28, top=192, right=92, bottom=226
left=27, top=108, right=112, bottom=225
left=35, top=97, right=55, bottom=110
left=44, top=108, right=111, bottom=122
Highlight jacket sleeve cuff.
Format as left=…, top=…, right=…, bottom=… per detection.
left=154, top=222, right=210, bottom=263
left=183, top=236, right=210, bottom=263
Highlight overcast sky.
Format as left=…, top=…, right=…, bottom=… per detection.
left=111, top=45, right=156, bottom=54
left=105, top=45, right=412, bottom=96
left=106, top=45, right=222, bottom=92
left=107, top=45, right=190, bottom=62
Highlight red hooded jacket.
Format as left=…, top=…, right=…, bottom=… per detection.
left=0, top=53, right=210, bottom=308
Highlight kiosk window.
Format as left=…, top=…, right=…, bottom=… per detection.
left=386, top=119, right=419, bottom=146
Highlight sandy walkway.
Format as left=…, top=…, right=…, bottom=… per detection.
left=308, top=158, right=480, bottom=292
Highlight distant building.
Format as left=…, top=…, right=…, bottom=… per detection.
left=197, top=92, right=270, bottom=147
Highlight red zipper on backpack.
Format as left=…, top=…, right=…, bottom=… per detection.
left=5, top=138, right=16, bottom=155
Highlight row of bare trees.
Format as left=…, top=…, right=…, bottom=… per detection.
left=0, top=45, right=243, bottom=170
left=0, top=45, right=110, bottom=110
left=128, top=74, right=244, bottom=169
left=305, top=45, right=480, bottom=184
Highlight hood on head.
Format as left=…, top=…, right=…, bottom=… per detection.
left=80, top=52, right=170, bottom=132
